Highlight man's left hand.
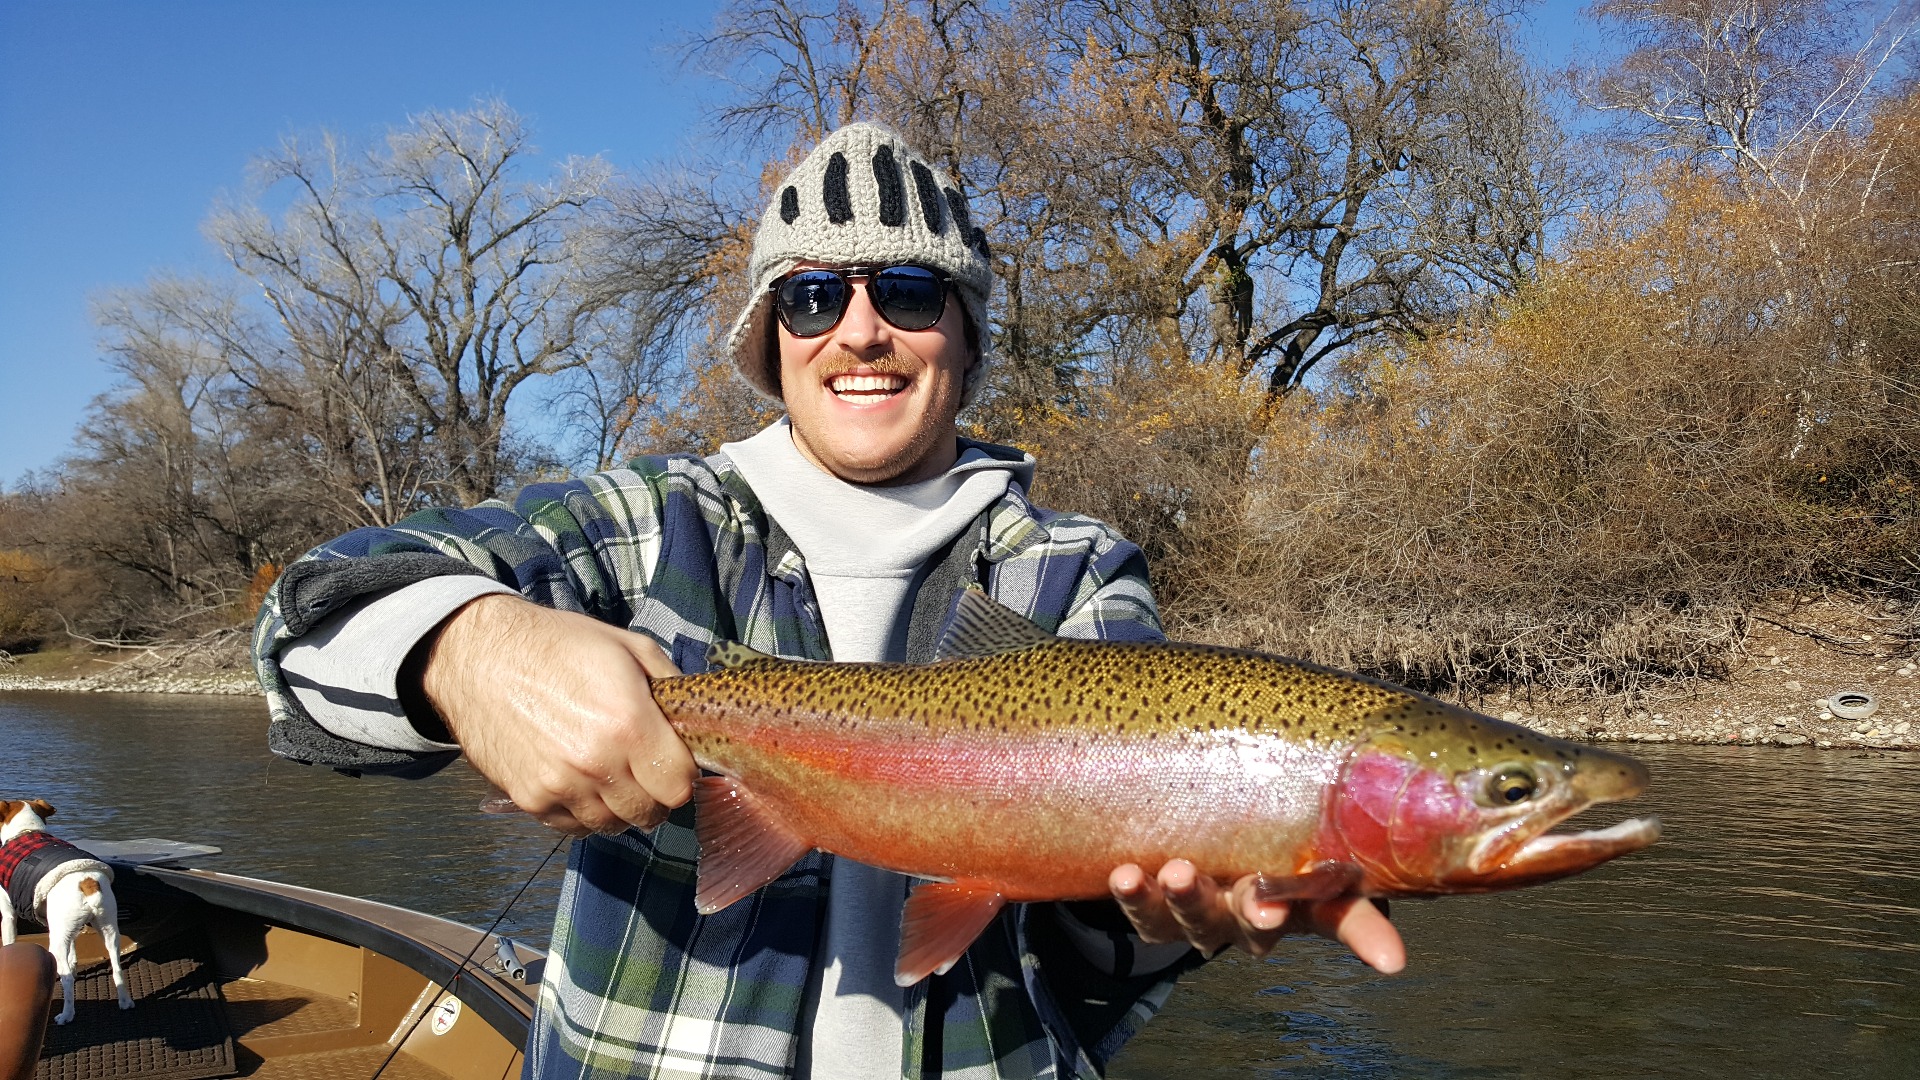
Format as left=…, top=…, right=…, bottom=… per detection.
left=1109, top=861, right=1406, bottom=973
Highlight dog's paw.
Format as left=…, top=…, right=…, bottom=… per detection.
left=119, top=996, right=134, bottom=1010
left=55, top=1011, right=74, bottom=1025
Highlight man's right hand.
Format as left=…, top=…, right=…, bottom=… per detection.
left=413, top=594, right=697, bottom=836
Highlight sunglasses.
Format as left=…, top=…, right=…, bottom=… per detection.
left=772, top=264, right=951, bottom=337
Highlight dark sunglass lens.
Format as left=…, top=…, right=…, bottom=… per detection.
left=870, top=267, right=946, bottom=330
left=777, top=271, right=850, bottom=336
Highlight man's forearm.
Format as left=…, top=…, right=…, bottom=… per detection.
left=276, top=576, right=519, bottom=752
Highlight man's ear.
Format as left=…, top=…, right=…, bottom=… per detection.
left=27, top=800, right=54, bottom=818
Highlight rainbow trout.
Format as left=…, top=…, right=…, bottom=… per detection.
left=651, top=589, right=1659, bottom=985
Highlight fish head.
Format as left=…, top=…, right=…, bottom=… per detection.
left=1325, top=700, right=1659, bottom=895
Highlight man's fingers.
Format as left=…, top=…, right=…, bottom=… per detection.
left=624, top=709, right=698, bottom=811
left=1158, top=860, right=1232, bottom=955
left=618, top=631, right=699, bottom=813
left=597, top=770, right=673, bottom=832
left=1110, top=864, right=1181, bottom=944
left=531, top=807, right=593, bottom=837
left=1232, top=874, right=1293, bottom=931
left=1320, top=896, right=1406, bottom=974
left=622, top=631, right=683, bottom=680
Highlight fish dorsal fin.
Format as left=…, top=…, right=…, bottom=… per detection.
left=935, top=588, right=1057, bottom=661
left=708, top=640, right=777, bottom=669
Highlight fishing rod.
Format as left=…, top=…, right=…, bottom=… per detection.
left=368, top=832, right=566, bottom=1080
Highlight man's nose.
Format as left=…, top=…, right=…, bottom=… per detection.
left=830, top=282, right=888, bottom=353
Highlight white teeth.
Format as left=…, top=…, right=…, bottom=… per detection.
left=830, top=374, right=907, bottom=394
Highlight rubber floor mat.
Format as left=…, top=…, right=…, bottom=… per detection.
left=35, top=933, right=236, bottom=1080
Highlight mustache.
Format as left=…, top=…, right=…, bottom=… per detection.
left=815, top=351, right=919, bottom=381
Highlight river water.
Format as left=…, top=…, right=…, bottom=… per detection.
left=2, top=690, right=1914, bottom=1077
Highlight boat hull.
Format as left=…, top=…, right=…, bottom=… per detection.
left=11, top=850, right=534, bottom=1080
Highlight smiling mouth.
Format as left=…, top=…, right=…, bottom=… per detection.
left=829, top=373, right=909, bottom=404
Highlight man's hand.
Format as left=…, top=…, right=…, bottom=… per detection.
left=415, top=594, right=698, bottom=836
left=1109, top=861, right=1406, bottom=974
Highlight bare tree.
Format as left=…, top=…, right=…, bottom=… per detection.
left=1584, top=0, right=1916, bottom=209
left=691, top=0, right=1585, bottom=400
left=206, top=100, right=620, bottom=507
left=688, top=0, right=907, bottom=144
left=19, top=285, right=327, bottom=637
left=1037, top=0, right=1584, bottom=394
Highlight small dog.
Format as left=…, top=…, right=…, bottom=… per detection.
left=0, top=800, right=132, bottom=1025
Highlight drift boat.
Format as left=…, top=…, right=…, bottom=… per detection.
left=4, top=840, right=536, bottom=1080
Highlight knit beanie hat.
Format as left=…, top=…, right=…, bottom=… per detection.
left=726, top=122, right=994, bottom=407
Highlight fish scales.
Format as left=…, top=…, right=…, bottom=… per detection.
left=654, top=639, right=1522, bottom=899
left=645, top=592, right=1658, bottom=985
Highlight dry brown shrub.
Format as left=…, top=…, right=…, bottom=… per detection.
left=972, top=354, right=1266, bottom=593
left=1122, top=161, right=1919, bottom=696
left=0, top=549, right=61, bottom=653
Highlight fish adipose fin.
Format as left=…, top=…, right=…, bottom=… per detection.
left=1251, top=860, right=1365, bottom=902
left=895, top=879, right=1007, bottom=986
left=690, top=776, right=811, bottom=914
left=935, top=588, right=1057, bottom=662
left=708, top=640, right=778, bottom=669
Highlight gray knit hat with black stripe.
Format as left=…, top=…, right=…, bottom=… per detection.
left=727, top=122, right=994, bottom=407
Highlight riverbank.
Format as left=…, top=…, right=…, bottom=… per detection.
left=1440, top=594, right=1917, bottom=751
left=3, top=596, right=1913, bottom=747
left=0, top=670, right=257, bottom=694
left=0, top=632, right=257, bottom=695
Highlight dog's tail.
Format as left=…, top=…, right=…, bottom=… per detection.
left=76, top=877, right=114, bottom=922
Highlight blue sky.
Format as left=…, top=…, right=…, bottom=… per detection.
left=0, top=1, right=1604, bottom=486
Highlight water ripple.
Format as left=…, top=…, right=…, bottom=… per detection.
left=1111, top=744, right=1920, bottom=1079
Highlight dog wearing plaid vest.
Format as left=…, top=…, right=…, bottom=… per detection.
left=0, top=800, right=132, bottom=1025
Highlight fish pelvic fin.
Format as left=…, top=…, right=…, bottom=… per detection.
left=1250, top=860, right=1365, bottom=902
left=708, top=640, right=778, bottom=669
left=895, top=879, right=1008, bottom=986
left=935, top=588, right=1057, bottom=662
left=690, top=776, right=811, bottom=915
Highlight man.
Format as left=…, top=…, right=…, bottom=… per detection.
left=256, top=122, right=1401, bottom=1079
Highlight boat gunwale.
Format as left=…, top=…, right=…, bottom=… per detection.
left=112, top=860, right=538, bottom=1048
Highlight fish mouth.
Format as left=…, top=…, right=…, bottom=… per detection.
left=1459, top=746, right=1658, bottom=888
left=1467, top=815, right=1662, bottom=889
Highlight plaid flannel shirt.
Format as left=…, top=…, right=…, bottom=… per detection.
left=253, top=437, right=1199, bottom=1079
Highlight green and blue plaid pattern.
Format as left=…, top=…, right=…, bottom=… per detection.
left=253, top=440, right=1185, bottom=1078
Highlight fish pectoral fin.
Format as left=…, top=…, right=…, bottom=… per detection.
left=934, top=588, right=1057, bottom=662
left=894, top=879, right=1008, bottom=987
left=690, top=776, right=812, bottom=915
left=707, top=640, right=778, bottom=669
left=1251, top=861, right=1365, bottom=902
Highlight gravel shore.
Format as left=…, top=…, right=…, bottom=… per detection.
left=0, top=670, right=258, bottom=695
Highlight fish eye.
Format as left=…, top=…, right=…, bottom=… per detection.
left=1487, top=766, right=1538, bottom=805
